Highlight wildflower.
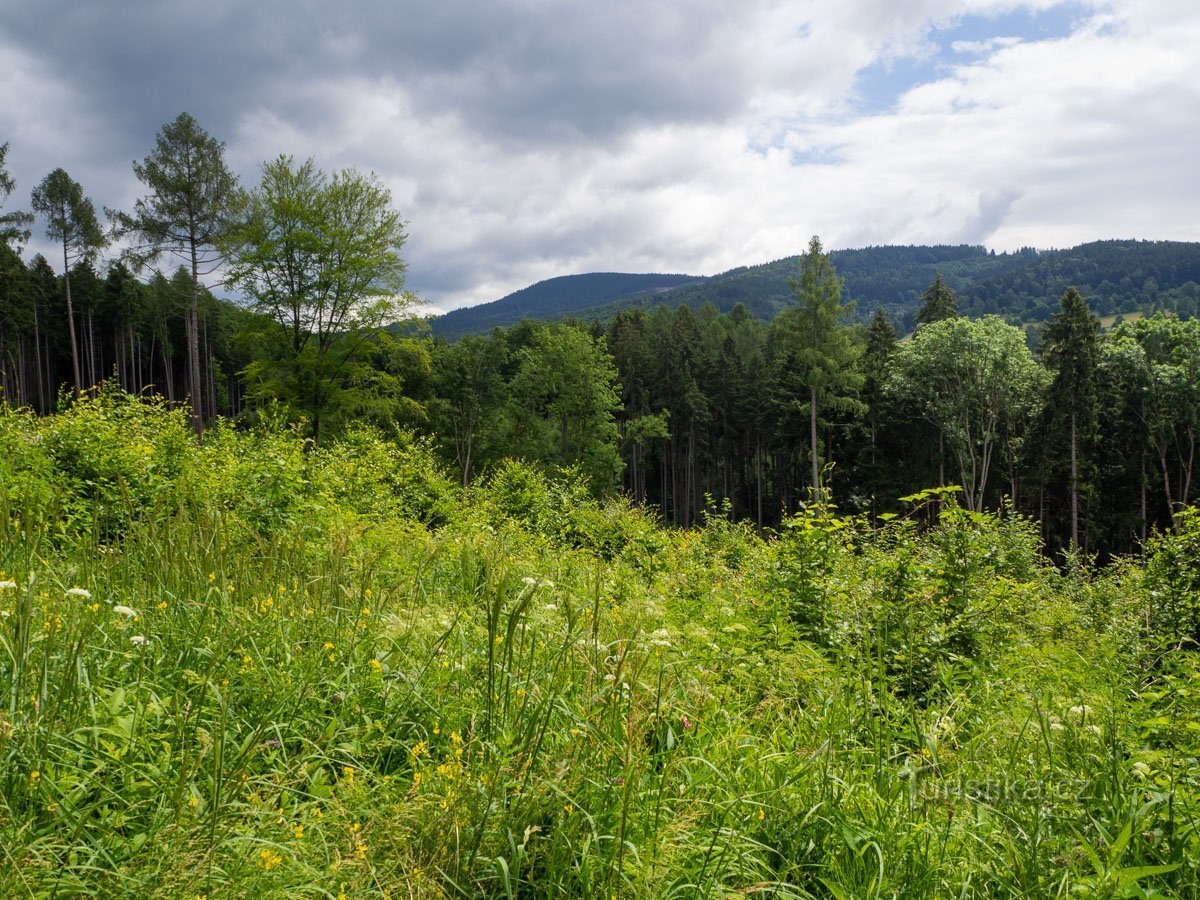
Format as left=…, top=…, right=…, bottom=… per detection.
left=411, top=740, right=429, bottom=759
left=112, top=605, right=138, bottom=619
left=324, top=642, right=335, bottom=651
left=29, top=770, right=40, bottom=783
left=342, top=766, right=356, bottom=784
left=0, top=581, right=16, bottom=590
left=66, top=587, right=91, bottom=599
left=354, top=842, right=367, bottom=860
left=294, top=824, right=304, bottom=839
left=757, top=808, right=766, bottom=821
left=680, top=715, right=693, bottom=730
left=522, top=576, right=538, bottom=587
left=257, top=847, right=283, bottom=870
left=450, top=731, right=462, bottom=746
left=157, top=601, right=168, bottom=611
left=188, top=796, right=200, bottom=809
left=130, top=635, right=148, bottom=647
left=369, top=658, right=382, bottom=673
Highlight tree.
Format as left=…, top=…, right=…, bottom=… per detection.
left=110, top=112, right=238, bottom=434
left=775, top=235, right=864, bottom=494
left=507, top=322, right=622, bottom=493
left=431, top=333, right=507, bottom=486
left=887, top=316, right=1045, bottom=512
left=222, top=156, right=410, bottom=441
left=31, top=169, right=106, bottom=396
left=0, top=143, right=33, bottom=249
left=914, top=273, right=958, bottom=327
left=1038, top=287, right=1099, bottom=553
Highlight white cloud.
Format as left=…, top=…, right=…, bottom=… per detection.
left=2, top=0, right=1198, bottom=309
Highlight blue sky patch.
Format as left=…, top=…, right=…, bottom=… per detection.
left=852, top=3, right=1091, bottom=114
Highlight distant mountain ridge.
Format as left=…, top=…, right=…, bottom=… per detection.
left=428, top=240, right=1200, bottom=338
left=430, top=272, right=700, bottom=340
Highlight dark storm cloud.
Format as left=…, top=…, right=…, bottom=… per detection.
left=3, top=0, right=757, bottom=153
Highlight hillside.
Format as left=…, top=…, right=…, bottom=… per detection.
left=430, top=272, right=699, bottom=339
left=430, top=239, right=1200, bottom=337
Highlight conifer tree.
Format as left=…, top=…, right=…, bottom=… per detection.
left=111, top=112, right=238, bottom=434
left=776, top=235, right=864, bottom=494
left=915, top=273, right=958, bottom=326
left=31, top=169, right=106, bottom=396
left=1040, top=287, right=1099, bottom=554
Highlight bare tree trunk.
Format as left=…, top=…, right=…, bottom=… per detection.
left=62, top=243, right=81, bottom=397
left=810, top=385, right=819, bottom=495
left=189, top=242, right=203, bottom=436
left=1069, top=411, right=1079, bottom=554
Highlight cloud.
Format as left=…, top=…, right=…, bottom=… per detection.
left=2, top=0, right=1198, bottom=309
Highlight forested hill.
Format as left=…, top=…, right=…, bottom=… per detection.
left=431, top=239, right=1200, bottom=337
left=430, top=272, right=699, bottom=339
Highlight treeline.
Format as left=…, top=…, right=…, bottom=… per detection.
left=3, top=122, right=1198, bottom=562
left=419, top=253, right=1200, bottom=563
left=0, top=247, right=254, bottom=416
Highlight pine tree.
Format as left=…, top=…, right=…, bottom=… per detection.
left=31, top=169, right=106, bottom=397
left=110, top=113, right=238, bottom=435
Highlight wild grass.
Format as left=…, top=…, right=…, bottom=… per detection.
left=0, top=391, right=1197, bottom=897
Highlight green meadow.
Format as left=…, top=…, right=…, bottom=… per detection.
left=1, top=391, right=1198, bottom=898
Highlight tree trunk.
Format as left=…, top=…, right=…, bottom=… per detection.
left=810, top=385, right=819, bottom=495
left=1069, top=411, right=1079, bottom=554
left=189, top=241, right=203, bottom=436
left=62, top=243, right=81, bottom=397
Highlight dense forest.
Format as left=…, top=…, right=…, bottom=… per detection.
left=431, top=239, right=1200, bottom=339
left=3, top=121, right=1200, bottom=564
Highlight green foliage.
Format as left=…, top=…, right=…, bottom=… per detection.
left=1144, top=508, right=1200, bottom=647
left=888, top=316, right=1046, bottom=511
left=3, top=388, right=1200, bottom=899
left=914, top=273, right=959, bottom=326
left=0, top=142, right=33, bottom=248
left=223, top=156, right=412, bottom=441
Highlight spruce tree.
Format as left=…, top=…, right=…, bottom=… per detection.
left=915, top=273, right=958, bottom=326
left=1040, top=287, right=1099, bottom=553
left=776, top=235, right=864, bottom=494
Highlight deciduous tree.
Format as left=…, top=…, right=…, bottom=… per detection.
left=222, top=156, right=410, bottom=441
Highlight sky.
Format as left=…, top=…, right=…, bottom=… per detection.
left=1, top=0, right=1198, bottom=313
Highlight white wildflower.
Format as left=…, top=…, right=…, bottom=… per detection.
left=543, top=603, right=558, bottom=612
left=112, top=605, right=138, bottom=619
left=66, top=587, right=91, bottom=599
left=522, top=576, right=539, bottom=587
left=0, top=581, right=17, bottom=590
left=130, top=635, right=148, bottom=647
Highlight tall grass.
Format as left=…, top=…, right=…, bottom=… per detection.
left=0, top=392, right=1197, bottom=897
